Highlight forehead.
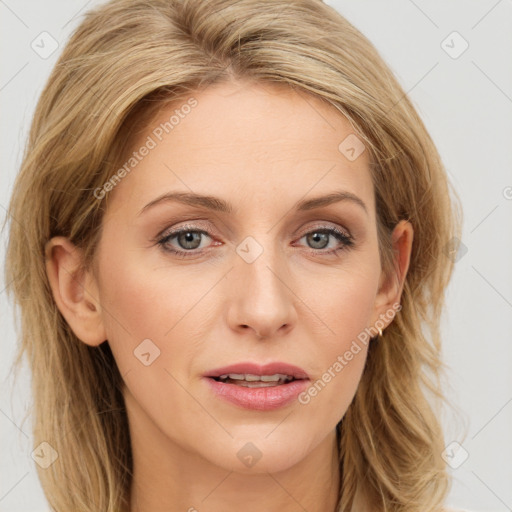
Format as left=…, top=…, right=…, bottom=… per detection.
left=106, top=79, right=374, bottom=218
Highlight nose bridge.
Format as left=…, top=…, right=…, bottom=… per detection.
left=228, top=233, right=296, bottom=338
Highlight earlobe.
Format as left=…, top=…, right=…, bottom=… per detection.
left=45, top=236, right=107, bottom=346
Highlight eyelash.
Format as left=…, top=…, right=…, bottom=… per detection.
left=156, top=223, right=355, bottom=259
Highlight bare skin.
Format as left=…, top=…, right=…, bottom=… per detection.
left=45, top=79, right=413, bottom=512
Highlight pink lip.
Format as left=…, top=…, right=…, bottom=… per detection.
left=204, top=361, right=309, bottom=380
left=203, top=361, right=310, bottom=411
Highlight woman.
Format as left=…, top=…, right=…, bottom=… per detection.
left=4, top=0, right=464, bottom=510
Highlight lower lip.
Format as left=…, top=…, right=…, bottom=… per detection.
left=204, top=377, right=309, bottom=411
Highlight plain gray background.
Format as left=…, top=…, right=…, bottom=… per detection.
left=1, top=1, right=511, bottom=511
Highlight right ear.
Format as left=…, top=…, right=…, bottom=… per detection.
left=45, top=236, right=107, bottom=346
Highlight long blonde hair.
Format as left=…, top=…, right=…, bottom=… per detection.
left=4, top=0, right=463, bottom=510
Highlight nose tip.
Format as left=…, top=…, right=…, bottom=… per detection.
left=227, top=255, right=297, bottom=340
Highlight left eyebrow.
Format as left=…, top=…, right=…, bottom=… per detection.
left=137, top=190, right=368, bottom=217
left=295, top=191, right=368, bottom=215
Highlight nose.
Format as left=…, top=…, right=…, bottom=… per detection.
left=226, top=242, right=298, bottom=340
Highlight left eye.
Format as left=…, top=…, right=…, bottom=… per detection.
left=298, top=228, right=351, bottom=251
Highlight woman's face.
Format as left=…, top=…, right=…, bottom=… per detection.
left=57, top=80, right=411, bottom=475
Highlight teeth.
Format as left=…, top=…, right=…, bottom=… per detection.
left=220, top=373, right=245, bottom=380
left=217, top=373, right=295, bottom=383
left=235, top=381, right=280, bottom=388
left=260, top=374, right=292, bottom=382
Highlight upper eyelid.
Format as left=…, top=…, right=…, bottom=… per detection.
left=160, top=220, right=350, bottom=235
left=159, top=224, right=211, bottom=239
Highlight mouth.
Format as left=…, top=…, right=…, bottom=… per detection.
left=203, top=362, right=310, bottom=410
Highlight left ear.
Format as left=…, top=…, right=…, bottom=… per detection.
left=371, top=219, right=414, bottom=326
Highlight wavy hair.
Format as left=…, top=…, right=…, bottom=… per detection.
left=4, top=0, right=463, bottom=510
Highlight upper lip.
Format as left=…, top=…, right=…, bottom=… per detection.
left=205, top=362, right=309, bottom=380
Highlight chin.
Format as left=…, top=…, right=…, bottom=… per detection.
left=199, top=434, right=314, bottom=474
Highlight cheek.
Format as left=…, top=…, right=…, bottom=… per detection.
left=327, top=279, right=376, bottom=332
left=302, top=262, right=380, bottom=346
left=95, top=253, right=205, bottom=437
left=296, top=266, right=379, bottom=413
left=95, top=247, right=197, bottom=376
